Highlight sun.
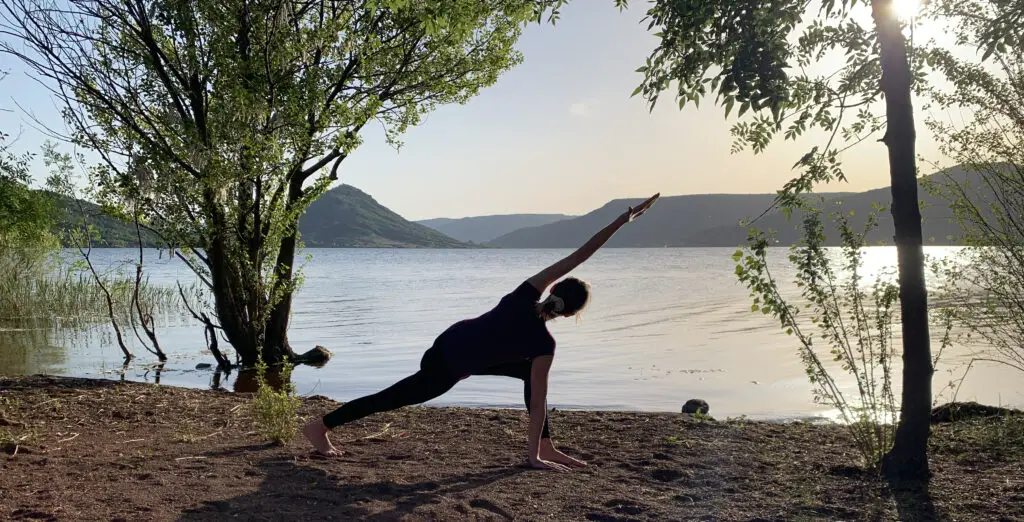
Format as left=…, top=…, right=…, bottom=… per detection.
left=892, top=0, right=922, bottom=20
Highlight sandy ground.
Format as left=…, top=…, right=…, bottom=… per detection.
left=2, top=375, right=1023, bottom=521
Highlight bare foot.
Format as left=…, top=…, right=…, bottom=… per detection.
left=302, top=418, right=340, bottom=456
left=540, top=440, right=587, bottom=468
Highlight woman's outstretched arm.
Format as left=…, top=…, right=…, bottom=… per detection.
left=527, top=193, right=660, bottom=292
left=526, top=355, right=568, bottom=471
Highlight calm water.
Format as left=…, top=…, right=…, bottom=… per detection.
left=2, top=247, right=1021, bottom=420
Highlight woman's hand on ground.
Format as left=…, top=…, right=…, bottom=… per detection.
left=529, top=456, right=572, bottom=472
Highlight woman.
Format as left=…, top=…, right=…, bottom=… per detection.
left=303, top=193, right=660, bottom=471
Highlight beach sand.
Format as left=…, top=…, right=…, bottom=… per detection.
left=1, top=375, right=1021, bottom=521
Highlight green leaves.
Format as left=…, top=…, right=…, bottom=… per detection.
left=1, top=0, right=551, bottom=358
left=633, top=0, right=805, bottom=120
left=921, top=1, right=1024, bottom=382
left=733, top=204, right=902, bottom=469
left=0, top=120, right=57, bottom=249
left=628, top=0, right=907, bottom=216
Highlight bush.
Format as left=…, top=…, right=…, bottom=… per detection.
left=735, top=206, right=931, bottom=469
left=251, top=356, right=300, bottom=444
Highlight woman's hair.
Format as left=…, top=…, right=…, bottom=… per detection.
left=542, top=277, right=591, bottom=318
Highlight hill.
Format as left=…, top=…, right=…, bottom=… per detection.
left=298, top=184, right=468, bottom=248
left=55, top=169, right=986, bottom=250
left=486, top=171, right=978, bottom=248
left=486, top=193, right=847, bottom=248
left=56, top=195, right=163, bottom=248
left=683, top=169, right=983, bottom=247
left=54, top=184, right=468, bottom=249
left=417, top=214, right=573, bottom=244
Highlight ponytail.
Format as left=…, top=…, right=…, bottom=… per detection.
left=540, top=295, right=565, bottom=316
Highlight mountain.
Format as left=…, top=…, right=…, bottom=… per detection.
left=55, top=168, right=986, bottom=250
left=298, top=184, right=468, bottom=248
left=54, top=184, right=468, bottom=248
left=486, top=193, right=845, bottom=248
left=486, top=170, right=979, bottom=248
left=683, top=169, right=983, bottom=247
left=417, top=214, right=573, bottom=244
left=56, top=195, right=163, bottom=248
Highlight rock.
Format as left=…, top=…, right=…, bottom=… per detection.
left=195, top=363, right=213, bottom=370
left=295, top=345, right=332, bottom=367
left=681, top=399, right=709, bottom=415
left=931, top=402, right=1021, bottom=423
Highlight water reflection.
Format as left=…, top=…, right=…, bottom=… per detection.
left=233, top=366, right=290, bottom=393
left=211, top=367, right=231, bottom=390
left=0, top=321, right=68, bottom=376
left=140, top=361, right=165, bottom=384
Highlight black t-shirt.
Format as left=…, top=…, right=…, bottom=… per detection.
left=436, top=281, right=555, bottom=376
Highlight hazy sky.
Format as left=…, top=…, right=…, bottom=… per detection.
left=2, top=2, right=946, bottom=221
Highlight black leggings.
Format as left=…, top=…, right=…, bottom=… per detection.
left=322, top=348, right=551, bottom=438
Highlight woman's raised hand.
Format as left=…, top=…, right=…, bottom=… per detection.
left=624, top=193, right=660, bottom=222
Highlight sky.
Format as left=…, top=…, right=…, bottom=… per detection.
left=1, top=1, right=949, bottom=221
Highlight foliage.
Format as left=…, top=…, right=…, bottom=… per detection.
left=0, top=253, right=176, bottom=322
left=0, top=0, right=566, bottom=365
left=929, top=245, right=1024, bottom=375
left=736, top=205, right=912, bottom=469
left=920, top=0, right=1024, bottom=377
left=630, top=0, right=912, bottom=198
left=0, top=144, right=188, bottom=328
left=251, top=356, right=300, bottom=444
left=625, top=0, right=941, bottom=477
left=933, top=413, right=1024, bottom=463
left=0, top=72, right=59, bottom=250
left=39, top=143, right=198, bottom=362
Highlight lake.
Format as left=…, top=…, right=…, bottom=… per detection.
left=1, top=247, right=1021, bottom=421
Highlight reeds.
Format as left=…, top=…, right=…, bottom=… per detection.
left=0, top=248, right=187, bottom=326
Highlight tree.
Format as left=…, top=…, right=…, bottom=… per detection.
left=736, top=205, right=904, bottom=469
left=0, top=0, right=558, bottom=367
left=0, top=72, right=57, bottom=250
left=0, top=145, right=54, bottom=249
left=924, top=0, right=1024, bottom=375
left=627, top=0, right=931, bottom=478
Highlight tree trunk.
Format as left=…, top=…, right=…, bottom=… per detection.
left=873, top=0, right=933, bottom=480
left=264, top=193, right=301, bottom=364
left=208, top=235, right=297, bottom=367
left=203, top=183, right=293, bottom=367
left=262, top=171, right=335, bottom=368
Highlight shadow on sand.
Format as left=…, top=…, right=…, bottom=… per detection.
left=887, top=476, right=943, bottom=522
left=177, top=451, right=525, bottom=521
left=776, top=465, right=945, bottom=522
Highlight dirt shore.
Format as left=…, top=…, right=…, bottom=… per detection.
left=1, top=375, right=1022, bottom=521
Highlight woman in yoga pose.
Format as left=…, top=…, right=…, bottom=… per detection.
left=303, top=193, right=660, bottom=471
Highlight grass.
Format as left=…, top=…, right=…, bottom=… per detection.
left=0, top=395, right=21, bottom=424
left=251, top=358, right=301, bottom=444
left=175, top=424, right=198, bottom=444
left=933, top=413, right=1024, bottom=462
left=0, top=247, right=191, bottom=326
left=0, top=394, right=31, bottom=455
